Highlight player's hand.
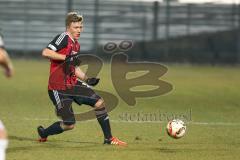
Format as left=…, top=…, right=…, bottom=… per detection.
left=65, top=53, right=81, bottom=66
left=4, top=64, right=14, bottom=78
left=86, top=78, right=100, bottom=86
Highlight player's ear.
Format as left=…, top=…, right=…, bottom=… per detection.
left=66, top=25, right=70, bottom=30
left=66, top=23, right=72, bottom=30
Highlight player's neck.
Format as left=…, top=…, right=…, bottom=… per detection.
left=65, top=31, right=75, bottom=42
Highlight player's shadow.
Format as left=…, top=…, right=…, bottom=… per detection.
left=8, top=135, right=100, bottom=153
left=9, top=135, right=98, bottom=144
left=9, top=135, right=35, bottom=142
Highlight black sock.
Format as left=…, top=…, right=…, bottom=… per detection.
left=44, top=121, right=64, bottom=137
left=95, top=107, right=112, bottom=140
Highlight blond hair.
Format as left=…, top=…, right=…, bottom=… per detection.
left=65, top=12, right=83, bottom=27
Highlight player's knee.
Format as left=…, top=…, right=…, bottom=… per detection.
left=0, top=131, right=8, bottom=160
left=62, top=124, right=75, bottom=131
left=62, top=119, right=75, bottom=131
left=94, top=99, right=105, bottom=109
left=0, top=121, right=7, bottom=140
left=0, top=129, right=7, bottom=140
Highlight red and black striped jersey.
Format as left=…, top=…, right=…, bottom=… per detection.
left=46, top=32, right=80, bottom=90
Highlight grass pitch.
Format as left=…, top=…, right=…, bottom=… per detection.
left=0, top=60, right=239, bottom=160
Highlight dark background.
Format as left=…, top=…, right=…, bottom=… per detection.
left=0, top=0, right=239, bottom=64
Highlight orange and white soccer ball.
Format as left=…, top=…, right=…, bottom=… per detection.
left=166, top=119, right=186, bottom=139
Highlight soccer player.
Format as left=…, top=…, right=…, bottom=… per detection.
left=0, top=121, right=7, bottom=160
left=0, top=32, right=13, bottom=160
left=37, top=12, right=127, bottom=146
left=0, top=33, right=14, bottom=78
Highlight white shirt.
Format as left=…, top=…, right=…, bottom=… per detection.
left=0, top=36, right=4, bottom=47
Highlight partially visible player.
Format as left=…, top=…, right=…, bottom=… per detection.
left=0, top=32, right=14, bottom=160
left=0, top=121, right=7, bottom=160
left=37, top=12, right=127, bottom=146
left=0, top=33, right=14, bottom=78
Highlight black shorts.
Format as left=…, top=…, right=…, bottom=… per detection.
left=48, top=81, right=101, bottom=125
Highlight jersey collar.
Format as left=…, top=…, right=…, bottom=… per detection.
left=65, top=32, right=76, bottom=42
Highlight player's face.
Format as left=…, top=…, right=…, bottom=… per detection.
left=67, top=22, right=83, bottom=40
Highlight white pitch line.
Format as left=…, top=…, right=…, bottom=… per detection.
left=187, top=121, right=240, bottom=126
left=20, top=118, right=240, bottom=126
left=1, top=117, right=239, bottom=126
left=110, top=120, right=240, bottom=126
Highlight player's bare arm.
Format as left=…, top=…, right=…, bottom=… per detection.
left=75, top=67, right=88, bottom=81
left=0, top=48, right=14, bottom=78
left=42, top=48, right=66, bottom=61
left=75, top=67, right=100, bottom=86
